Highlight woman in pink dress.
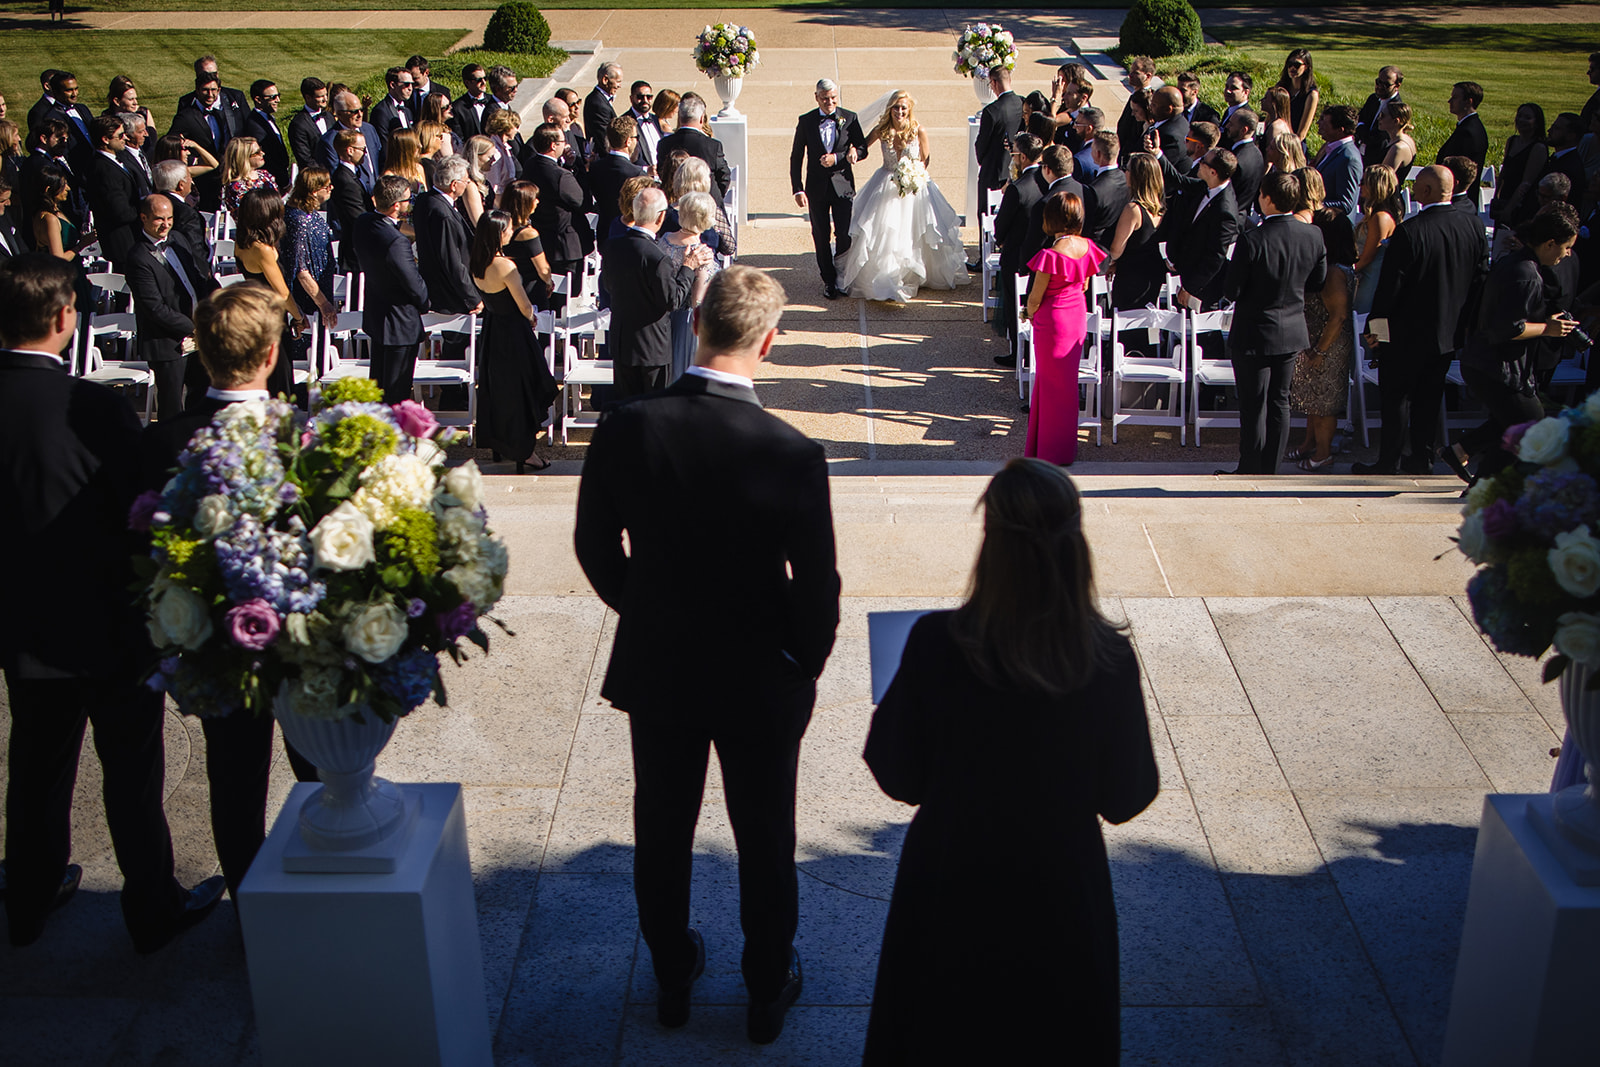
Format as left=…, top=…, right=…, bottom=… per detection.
left=1024, top=192, right=1105, bottom=465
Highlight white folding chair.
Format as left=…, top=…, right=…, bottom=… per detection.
left=980, top=213, right=1001, bottom=323
left=1080, top=309, right=1104, bottom=446
left=1109, top=306, right=1188, bottom=443
left=80, top=313, right=154, bottom=423
left=1013, top=272, right=1034, bottom=402
left=1186, top=309, right=1237, bottom=445
left=215, top=273, right=248, bottom=288
left=212, top=237, right=236, bottom=273
left=416, top=313, right=478, bottom=440
left=1351, top=311, right=1381, bottom=446
left=558, top=308, right=613, bottom=445
left=984, top=186, right=1004, bottom=216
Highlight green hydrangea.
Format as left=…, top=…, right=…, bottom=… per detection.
left=323, top=413, right=399, bottom=469
left=321, top=378, right=383, bottom=406
left=1508, top=545, right=1566, bottom=607
left=380, top=507, right=440, bottom=576
left=155, top=531, right=216, bottom=588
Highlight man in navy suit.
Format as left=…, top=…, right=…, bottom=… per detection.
left=591, top=115, right=645, bottom=242
left=1314, top=105, right=1363, bottom=218
left=789, top=78, right=867, bottom=300
left=353, top=175, right=429, bottom=403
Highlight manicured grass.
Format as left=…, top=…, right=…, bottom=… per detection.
left=1209, top=25, right=1599, bottom=168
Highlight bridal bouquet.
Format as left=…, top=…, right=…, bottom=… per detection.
left=133, top=378, right=509, bottom=723
left=952, top=23, right=1017, bottom=79
left=1458, top=392, right=1600, bottom=683
left=892, top=157, right=929, bottom=198
left=694, top=23, right=759, bottom=79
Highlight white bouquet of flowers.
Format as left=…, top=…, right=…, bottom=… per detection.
left=892, top=156, right=929, bottom=198
left=694, top=23, right=760, bottom=79
left=952, top=22, right=1017, bottom=79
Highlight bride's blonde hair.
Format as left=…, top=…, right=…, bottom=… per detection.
left=870, top=90, right=919, bottom=150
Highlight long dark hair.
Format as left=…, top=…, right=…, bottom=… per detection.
left=949, top=459, right=1126, bottom=696
left=1278, top=48, right=1314, bottom=93
left=470, top=209, right=513, bottom=279
left=31, top=163, right=69, bottom=216
left=235, top=187, right=284, bottom=249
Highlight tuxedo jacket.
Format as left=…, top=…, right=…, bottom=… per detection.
left=1150, top=115, right=1192, bottom=178
left=328, top=164, right=373, bottom=270
left=975, top=91, right=1023, bottom=190
left=178, top=85, right=249, bottom=129
left=168, top=103, right=232, bottom=208
left=141, top=394, right=228, bottom=493
left=288, top=107, right=331, bottom=167
left=405, top=81, right=438, bottom=123
left=1224, top=214, right=1327, bottom=356
left=528, top=153, right=587, bottom=265
left=85, top=151, right=143, bottom=268
left=1184, top=101, right=1220, bottom=127
left=583, top=87, right=617, bottom=153
left=790, top=108, right=868, bottom=201
left=0, top=350, right=149, bottom=679
left=599, top=227, right=695, bottom=370
left=1316, top=138, right=1362, bottom=218
left=450, top=92, right=497, bottom=143
left=1022, top=175, right=1085, bottom=266
left=1158, top=182, right=1241, bottom=305
left=369, top=95, right=414, bottom=153
left=317, top=122, right=381, bottom=187
left=1436, top=113, right=1489, bottom=198
left=1512, top=148, right=1588, bottom=225
left=0, top=212, right=20, bottom=262
left=244, top=108, right=292, bottom=191
left=28, top=94, right=59, bottom=138
left=1368, top=203, right=1487, bottom=357
left=995, top=166, right=1048, bottom=272
left=1083, top=167, right=1131, bottom=249
left=353, top=211, right=428, bottom=346
left=125, top=238, right=218, bottom=363
left=1356, top=91, right=1401, bottom=165
left=412, top=189, right=476, bottom=314
left=574, top=371, right=840, bottom=720
left=1116, top=101, right=1144, bottom=168
left=169, top=197, right=213, bottom=282
left=656, top=127, right=732, bottom=203
left=18, top=150, right=87, bottom=237
left=118, top=147, right=154, bottom=199
left=1229, top=140, right=1267, bottom=218
left=590, top=151, right=645, bottom=245
left=47, top=101, right=99, bottom=173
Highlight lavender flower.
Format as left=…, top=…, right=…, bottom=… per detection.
left=1514, top=469, right=1600, bottom=541
left=1481, top=498, right=1519, bottom=540
left=407, top=598, right=427, bottom=618
left=437, top=600, right=477, bottom=640
left=213, top=514, right=325, bottom=616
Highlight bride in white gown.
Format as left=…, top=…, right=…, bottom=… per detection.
left=836, top=90, right=970, bottom=303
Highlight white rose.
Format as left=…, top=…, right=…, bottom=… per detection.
left=1555, top=612, right=1600, bottom=665
left=1550, top=525, right=1600, bottom=597
left=310, top=501, right=375, bottom=571
left=153, top=585, right=213, bottom=650
left=442, top=461, right=484, bottom=511
left=193, top=494, right=232, bottom=537
left=414, top=436, right=445, bottom=468
left=1457, top=511, right=1488, bottom=564
left=1519, top=417, right=1571, bottom=465
left=1461, top=477, right=1497, bottom=516
left=343, top=602, right=408, bottom=664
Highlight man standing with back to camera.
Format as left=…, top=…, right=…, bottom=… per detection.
left=575, top=266, right=840, bottom=1046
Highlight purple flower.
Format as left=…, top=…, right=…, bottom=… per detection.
left=375, top=647, right=439, bottom=711
left=1503, top=421, right=1538, bottom=456
left=437, top=600, right=477, bottom=640
left=407, top=597, right=427, bottom=618
left=392, top=400, right=439, bottom=439
left=1514, top=468, right=1600, bottom=541
left=1481, top=498, right=1519, bottom=539
left=129, top=490, right=162, bottom=531
left=279, top=482, right=301, bottom=504
left=225, top=599, right=281, bottom=650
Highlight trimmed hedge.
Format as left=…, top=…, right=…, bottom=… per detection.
left=1120, top=0, right=1204, bottom=59
left=484, top=2, right=551, bottom=54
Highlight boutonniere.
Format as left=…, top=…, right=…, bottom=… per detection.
left=834, top=114, right=849, bottom=133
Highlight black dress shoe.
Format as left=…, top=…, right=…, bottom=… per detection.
left=1400, top=453, right=1435, bottom=476
left=1350, top=461, right=1399, bottom=475
left=130, top=875, right=226, bottom=955
left=657, top=928, right=705, bottom=1028
left=1214, top=468, right=1240, bottom=476
left=965, top=260, right=981, bottom=272
left=747, top=948, right=803, bottom=1045
left=1438, top=444, right=1475, bottom=484
left=824, top=285, right=850, bottom=300
left=994, top=353, right=1017, bottom=367
left=6, top=863, right=83, bottom=947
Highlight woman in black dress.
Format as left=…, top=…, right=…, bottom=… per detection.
left=1277, top=48, right=1319, bottom=145
left=471, top=210, right=558, bottom=472
left=1105, top=151, right=1166, bottom=312
left=234, top=188, right=305, bottom=401
left=862, top=458, right=1159, bottom=1065
left=497, top=180, right=553, bottom=307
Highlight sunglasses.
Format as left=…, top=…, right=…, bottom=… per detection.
left=260, top=93, right=281, bottom=101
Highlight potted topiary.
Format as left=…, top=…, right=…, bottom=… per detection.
left=484, top=1, right=551, bottom=54
left=1120, top=0, right=1204, bottom=58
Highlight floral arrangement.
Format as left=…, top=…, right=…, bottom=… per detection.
left=952, top=23, right=1017, bottom=79
left=1457, top=393, right=1600, bottom=684
left=892, top=157, right=929, bottom=198
left=694, top=23, right=759, bottom=79
left=133, top=378, right=509, bottom=723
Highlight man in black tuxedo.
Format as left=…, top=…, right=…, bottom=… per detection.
left=167, top=73, right=232, bottom=212
left=1218, top=71, right=1253, bottom=135
left=625, top=81, right=663, bottom=171
left=412, top=155, right=481, bottom=380
left=127, top=194, right=219, bottom=419
left=1354, top=166, right=1485, bottom=475
left=43, top=71, right=96, bottom=174
left=1116, top=57, right=1162, bottom=167
left=1224, top=173, right=1326, bottom=475
left=1355, top=66, right=1403, bottom=165
left=1021, top=145, right=1084, bottom=268
left=138, top=284, right=319, bottom=897
left=404, top=55, right=437, bottom=123
left=584, top=62, right=623, bottom=157
left=245, top=80, right=292, bottom=191
left=993, top=133, right=1048, bottom=366
left=592, top=115, right=645, bottom=243
left=176, top=55, right=249, bottom=130
left=1436, top=81, right=1488, bottom=203
left=657, top=94, right=732, bottom=204
left=151, top=160, right=212, bottom=280
left=328, top=129, right=374, bottom=271
left=537, top=96, right=586, bottom=203
left=316, top=92, right=380, bottom=188
left=451, top=64, right=495, bottom=144
left=1157, top=149, right=1241, bottom=313
left=1, top=253, right=225, bottom=951
left=84, top=116, right=142, bottom=270
left=1147, top=88, right=1192, bottom=187
left=288, top=78, right=332, bottom=169
left=1082, top=131, right=1130, bottom=249
left=575, top=265, right=839, bottom=1044
left=369, top=67, right=417, bottom=155
left=354, top=175, right=429, bottom=403
left=1513, top=113, right=1587, bottom=226
left=790, top=78, right=868, bottom=300
left=600, top=185, right=711, bottom=397
left=975, top=66, right=1023, bottom=213
left=527, top=122, right=588, bottom=293
left=26, top=68, right=64, bottom=144
left=1223, top=109, right=1265, bottom=220
left=1176, top=71, right=1219, bottom=127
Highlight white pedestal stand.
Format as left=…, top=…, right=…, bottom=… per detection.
left=965, top=115, right=980, bottom=227
left=238, top=782, right=492, bottom=1067
left=709, top=113, right=748, bottom=226
left=1441, top=794, right=1600, bottom=1066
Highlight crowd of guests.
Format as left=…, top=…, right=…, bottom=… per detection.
left=972, top=50, right=1600, bottom=478
left=0, top=55, right=738, bottom=468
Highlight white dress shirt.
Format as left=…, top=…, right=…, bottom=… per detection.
left=685, top=365, right=753, bottom=390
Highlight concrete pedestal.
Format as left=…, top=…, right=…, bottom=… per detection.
left=709, top=113, right=748, bottom=224
left=1442, top=794, right=1600, bottom=1066
left=238, top=782, right=492, bottom=1067
left=965, top=115, right=980, bottom=225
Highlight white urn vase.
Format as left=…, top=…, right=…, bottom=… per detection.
left=713, top=75, right=744, bottom=117
left=273, top=685, right=409, bottom=853
left=1554, top=662, right=1600, bottom=853
left=973, top=74, right=996, bottom=106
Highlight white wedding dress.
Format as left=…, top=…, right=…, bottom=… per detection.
left=836, top=137, right=970, bottom=303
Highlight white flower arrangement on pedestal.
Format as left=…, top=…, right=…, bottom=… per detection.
left=892, top=156, right=929, bottom=198
left=952, top=23, right=1017, bottom=79
left=694, top=23, right=760, bottom=78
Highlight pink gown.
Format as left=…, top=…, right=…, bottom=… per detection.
left=1024, top=242, right=1106, bottom=465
